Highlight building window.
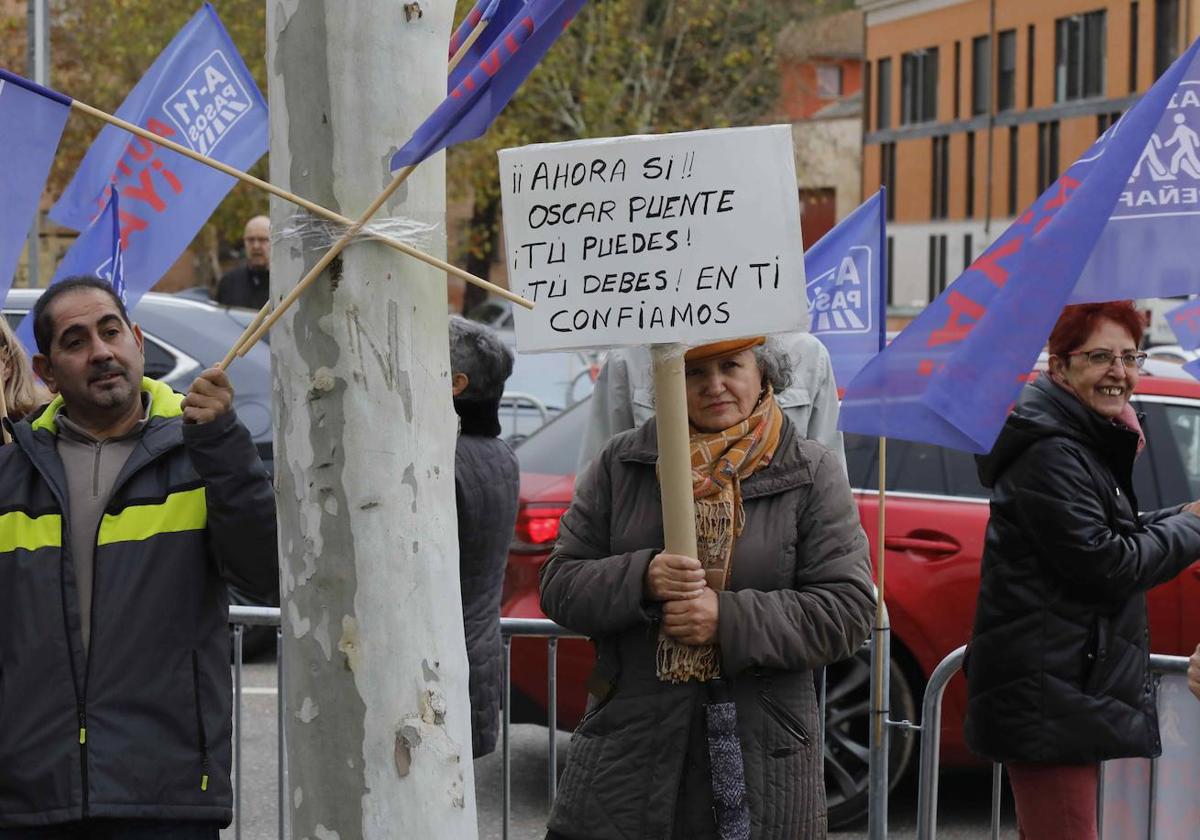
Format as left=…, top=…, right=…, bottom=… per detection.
left=931, top=135, right=950, bottom=220
left=928, top=234, right=949, bottom=301
left=965, top=132, right=976, bottom=219
left=1027, top=24, right=1036, bottom=107
left=1055, top=10, right=1106, bottom=102
left=998, top=30, right=1017, bottom=111
left=1130, top=1, right=1140, bottom=92
left=963, top=233, right=974, bottom=270
left=1037, top=120, right=1060, bottom=194
left=880, top=142, right=897, bottom=221
left=902, top=47, right=939, bottom=124
left=954, top=41, right=962, bottom=120
left=816, top=64, right=843, bottom=98
left=877, top=58, right=893, bottom=130
left=972, top=35, right=991, bottom=116
left=1155, top=0, right=1181, bottom=78
left=1008, top=126, right=1019, bottom=215
left=1097, top=111, right=1123, bottom=135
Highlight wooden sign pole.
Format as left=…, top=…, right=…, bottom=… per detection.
left=651, top=344, right=698, bottom=561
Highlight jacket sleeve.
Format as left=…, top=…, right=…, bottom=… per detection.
left=576, top=353, right=637, bottom=476
left=1009, top=440, right=1200, bottom=599
left=717, top=449, right=875, bottom=675
left=183, top=410, right=279, bottom=599
left=541, top=447, right=659, bottom=637
left=804, top=341, right=846, bottom=474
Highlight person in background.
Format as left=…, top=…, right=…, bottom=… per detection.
left=577, top=332, right=844, bottom=475
left=0, top=276, right=277, bottom=837
left=965, top=301, right=1200, bottom=840
left=449, top=316, right=521, bottom=757
left=215, top=215, right=271, bottom=309
left=541, top=336, right=874, bottom=839
left=0, top=314, right=50, bottom=424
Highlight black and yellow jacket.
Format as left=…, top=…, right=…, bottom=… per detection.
left=0, top=378, right=277, bottom=828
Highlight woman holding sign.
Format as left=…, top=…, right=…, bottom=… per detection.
left=965, top=302, right=1200, bottom=840
left=540, top=336, right=874, bottom=840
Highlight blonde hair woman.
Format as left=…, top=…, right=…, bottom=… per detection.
left=0, top=317, right=48, bottom=423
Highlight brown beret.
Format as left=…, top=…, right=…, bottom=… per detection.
left=683, top=336, right=766, bottom=363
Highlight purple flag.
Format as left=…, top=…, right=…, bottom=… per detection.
left=839, top=37, right=1200, bottom=453
left=0, top=68, right=71, bottom=302
left=390, top=0, right=586, bottom=171
left=1166, top=298, right=1200, bottom=349
left=448, top=0, right=526, bottom=91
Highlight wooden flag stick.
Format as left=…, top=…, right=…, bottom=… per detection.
left=227, top=13, right=503, bottom=361
left=218, top=301, right=270, bottom=370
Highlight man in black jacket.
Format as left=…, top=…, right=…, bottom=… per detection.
left=0, top=276, right=277, bottom=837
left=449, top=316, right=519, bottom=758
left=215, top=215, right=270, bottom=309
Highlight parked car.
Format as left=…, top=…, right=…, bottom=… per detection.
left=497, top=329, right=602, bottom=443
left=4, top=289, right=278, bottom=654
left=501, top=368, right=1200, bottom=827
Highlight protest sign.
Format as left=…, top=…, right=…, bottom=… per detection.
left=500, top=125, right=808, bottom=353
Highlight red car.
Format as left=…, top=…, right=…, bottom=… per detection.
left=501, top=363, right=1200, bottom=826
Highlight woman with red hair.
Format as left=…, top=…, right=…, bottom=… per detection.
left=964, top=301, right=1200, bottom=839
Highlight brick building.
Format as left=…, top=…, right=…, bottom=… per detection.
left=860, top=0, right=1199, bottom=312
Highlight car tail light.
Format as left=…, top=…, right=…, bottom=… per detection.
left=513, top=504, right=569, bottom=548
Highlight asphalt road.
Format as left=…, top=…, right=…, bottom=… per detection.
left=221, top=653, right=1016, bottom=840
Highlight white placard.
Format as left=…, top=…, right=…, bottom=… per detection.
left=499, top=125, right=808, bottom=353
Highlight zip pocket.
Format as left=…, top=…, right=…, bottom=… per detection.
left=191, top=651, right=210, bottom=791
left=1082, top=617, right=1111, bottom=695
left=757, top=690, right=811, bottom=748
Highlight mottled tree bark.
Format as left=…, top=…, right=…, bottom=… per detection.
left=269, top=2, right=477, bottom=837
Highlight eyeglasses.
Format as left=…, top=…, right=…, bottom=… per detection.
left=1065, top=349, right=1148, bottom=370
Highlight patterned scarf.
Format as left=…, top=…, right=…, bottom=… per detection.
left=656, top=386, right=785, bottom=683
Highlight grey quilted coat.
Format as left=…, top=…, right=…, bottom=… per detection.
left=540, top=417, right=875, bottom=840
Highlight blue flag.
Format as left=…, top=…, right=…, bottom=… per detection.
left=15, top=190, right=125, bottom=354
left=48, top=3, right=266, bottom=296
left=805, top=190, right=887, bottom=387
left=839, top=38, right=1200, bottom=453
left=390, top=0, right=586, bottom=171
left=0, top=68, right=71, bottom=301
left=448, top=0, right=527, bottom=91
left=1165, top=298, right=1200, bottom=349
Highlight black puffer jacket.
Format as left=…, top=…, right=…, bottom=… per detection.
left=965, top=374, right=1200, bottom=764
left=455, top=401, right=520, bottom=758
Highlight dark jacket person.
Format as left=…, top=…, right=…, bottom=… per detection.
left=0, top=277, right=277, bottom=835
left=541, top=337, right=874, bottom=840
left=450, top=316, right=520, bottom=758
left=965, top=301, right=1200, bottom=840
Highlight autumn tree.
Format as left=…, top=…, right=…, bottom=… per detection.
left=0, top=0, right=268, bottom=287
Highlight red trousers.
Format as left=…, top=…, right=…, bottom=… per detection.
left=1006, top=762, right=1100, bottom=840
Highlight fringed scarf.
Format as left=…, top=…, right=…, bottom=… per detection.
left=656, top=386, right=785, bottom=683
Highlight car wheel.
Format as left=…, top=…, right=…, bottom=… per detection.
left=823, top=648, right=918, bottom=829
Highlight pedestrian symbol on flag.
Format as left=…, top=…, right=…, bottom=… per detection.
left=162, top=50, right=256, bottom=156
left=807, top=246, right=873, bottom=334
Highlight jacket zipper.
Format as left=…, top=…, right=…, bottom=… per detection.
left=758, top=691, right=811, bottom=746
left=192, top=651, right=211, bottom=791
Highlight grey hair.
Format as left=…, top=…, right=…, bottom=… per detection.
left=753, top=337, right=794, bottom=393
left=448, top=316, right=514, bottom=402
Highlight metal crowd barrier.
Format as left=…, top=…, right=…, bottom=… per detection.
left=228, top=608, right=882, bottom=840
left=914, top=646, right=1194, bottom=840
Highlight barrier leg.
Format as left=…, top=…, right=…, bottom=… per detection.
left=915, top=646, right=967, bottom=840
left=234, top=625, right=244, bottom=840
left=990, top=763, right=1002, bottom=840
left=867, top=623, right=890, bottom=840
left=503, top=636, right=513, bottom=840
